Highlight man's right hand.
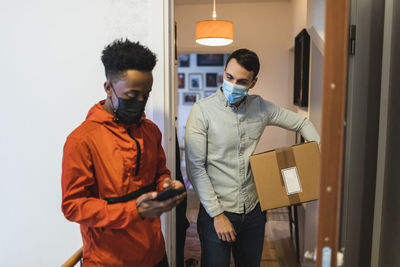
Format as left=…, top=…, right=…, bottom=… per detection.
left=136, top=191, right=185, bottom=219
left=213, top=213, right=236, bottom=242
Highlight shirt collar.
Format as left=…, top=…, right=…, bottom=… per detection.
left=216, top=87, right=228, bottom=106
left=216, top=87, right=248, bottom=109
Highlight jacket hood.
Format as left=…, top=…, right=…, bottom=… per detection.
left=85, top=100, right=146, bottom=126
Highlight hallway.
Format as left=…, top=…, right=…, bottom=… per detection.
left=184, top=189, right=300, bottom=267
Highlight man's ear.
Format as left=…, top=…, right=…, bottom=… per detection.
left=104, top=81, right=112, bottom=97
left=248, top=77, right=258, bottom=90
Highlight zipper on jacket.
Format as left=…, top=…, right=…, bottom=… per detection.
left=127, top=128, right=141, bottom=176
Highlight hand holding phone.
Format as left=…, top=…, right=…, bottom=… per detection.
left=155, top=187, right=186, bottom=201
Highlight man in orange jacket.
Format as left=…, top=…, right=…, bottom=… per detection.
left=61, top=39, right=185, bottom=267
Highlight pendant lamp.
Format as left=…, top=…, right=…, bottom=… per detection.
left=195, top=0, right=233, bottom=46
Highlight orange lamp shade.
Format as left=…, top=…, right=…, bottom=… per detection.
left=195, top=20, right=233, bottom=46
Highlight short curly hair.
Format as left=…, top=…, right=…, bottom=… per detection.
left=101, top=38, right=157, bottom=80
left=226, top=49, right=260, bottom=79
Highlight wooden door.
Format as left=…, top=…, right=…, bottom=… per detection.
left=316, top=0, right=350, bottom=266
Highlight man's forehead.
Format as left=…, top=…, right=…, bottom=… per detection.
left=115, top=70, right=152, bottom=83
left=225, top=61, right=254, bottom=80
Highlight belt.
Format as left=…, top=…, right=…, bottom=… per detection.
left=105, top=182, right=156, bottom=204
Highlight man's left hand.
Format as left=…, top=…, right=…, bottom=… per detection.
left=135, top=178, right=186, bottom=218
left=162, top=177, right=184, bottom=191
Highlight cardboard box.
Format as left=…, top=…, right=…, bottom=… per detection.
left=249, top=142, right=320, bottom=211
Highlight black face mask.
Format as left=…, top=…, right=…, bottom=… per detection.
left=110, top=85, right=147, bottom=125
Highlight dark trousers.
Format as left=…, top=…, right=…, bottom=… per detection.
left=197, top=203, right=267, bottom=267
left=175, top=132, right=190, bottom=267
left=154, top=254, right=169, bottom=267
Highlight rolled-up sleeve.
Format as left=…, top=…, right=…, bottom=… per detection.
left=185, top=103, right=224, bottom=217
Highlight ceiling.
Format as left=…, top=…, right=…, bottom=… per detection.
left=175, top=0, right=288, bottom=5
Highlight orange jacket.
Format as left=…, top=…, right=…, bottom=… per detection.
left=62, top=101, right=170, bottom=267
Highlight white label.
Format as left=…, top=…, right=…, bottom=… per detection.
left=322, top=246, right=332, bottom=267
left=281, top=167, right=302, bottom=195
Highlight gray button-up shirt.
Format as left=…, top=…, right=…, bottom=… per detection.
left=185, top=89, right=320, bottom=217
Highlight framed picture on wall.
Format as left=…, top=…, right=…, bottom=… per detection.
left=178, top=73, right=185, bottom=89
left=189, top=73, right=203, bottom=90
left=178, top=54, right=190, bottom=67
left=183, top=92, right=200, bottom=105
left=218, top=74, right=223, bottom=85
left=206, top=73, right=218, bottom=87
left=203, top=90, right=215, bottom=98
left=293, top=29, right=310, bottom=107
left=197, top=54, right=225, bottom=66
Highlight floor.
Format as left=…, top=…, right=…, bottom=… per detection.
left=184, top=189, right=300, bottom=267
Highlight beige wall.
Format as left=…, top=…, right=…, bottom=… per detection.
left=176, top=1, right=296, bottom=152
left=292, top=0, right=308, bottom=39
left=291, top=0, right=310, bottom=120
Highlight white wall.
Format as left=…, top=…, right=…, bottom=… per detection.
left=0, top=0, right=168, bottom=266
left=300, top=42, right=323, bottom=266
left=309, top=43, right=323, bottom=134
left=308, top=0, right=326, bottom=39
left=175, top=1, right=295, bottom=152
left=291, top=1, right=325, bottom=265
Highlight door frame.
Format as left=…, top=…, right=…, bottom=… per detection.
left=316, top=0, right=350, bottom=266
left=163, top=0, right=177, bottom=266
left=165, top=0, right=353, bottom=266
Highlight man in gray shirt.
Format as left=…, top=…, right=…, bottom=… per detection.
left=185, top=49, right=320, bottom=267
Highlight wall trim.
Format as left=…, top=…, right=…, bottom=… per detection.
left=307, top=26, right=325, bottom=55
left=163, top=0, right=177, bottom=266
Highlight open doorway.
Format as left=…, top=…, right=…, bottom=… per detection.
left=176, top=52, right=228, bottom=265
left=174, top=1, right=325, bottom=266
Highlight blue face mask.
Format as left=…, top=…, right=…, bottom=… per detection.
left=221, top=79, right=249, bottom=104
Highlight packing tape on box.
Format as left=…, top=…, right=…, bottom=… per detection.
left=276, top=147, right=296, bottom=174
left=276, top=147, right=302, bottom=203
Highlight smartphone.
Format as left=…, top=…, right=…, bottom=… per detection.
left=154, top=187, right=186, bottom=201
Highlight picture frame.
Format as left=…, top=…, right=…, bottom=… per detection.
left=197, top=54, right=225, bottom=66
left=293, top=29, right=310, bottom=107
left=178, top=54, right=190, bottom=67
left=178, top=73, right=185, bottom=89
left=206, top=73, right=218, bottom=87
left=203, top=90, right=215, bottom=98
left=189, top=73, right=203, bottom=90
left=218, top=74, right=223, bottom=85
left=183, top=92, right=200, bottom=105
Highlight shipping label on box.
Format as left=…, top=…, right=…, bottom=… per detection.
left=249, top=142, right=320, bottom=211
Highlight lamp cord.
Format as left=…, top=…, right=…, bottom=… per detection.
left=212, top=0, right=217, bottom=20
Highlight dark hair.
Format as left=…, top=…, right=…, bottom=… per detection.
left=225, top=49, right=260, bottom=79
left=101, top=38, right=157, bottom=80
